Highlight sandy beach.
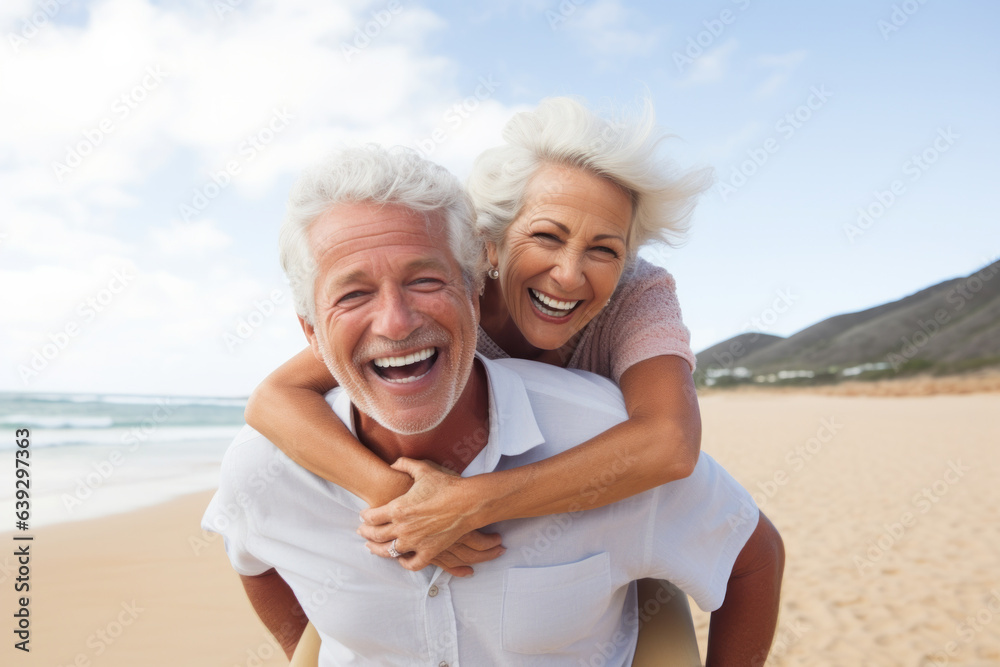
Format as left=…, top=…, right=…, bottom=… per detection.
left=3, top=391, right=998, bottom=666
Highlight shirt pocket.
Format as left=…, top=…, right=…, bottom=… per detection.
left=501, top=552, right=612, bottom=655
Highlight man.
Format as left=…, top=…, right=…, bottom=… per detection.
left=203, top=145, right=783, bottom=666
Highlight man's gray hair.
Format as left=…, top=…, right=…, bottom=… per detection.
left=279, top=144, right=483, bottom=324
left=466, top=96, right=714, bottom=260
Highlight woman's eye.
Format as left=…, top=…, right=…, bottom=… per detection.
left=411, top=278, right=444, bottom=289
left=593, top=246, right=620, bottom=258
left=533, top=233, right=560, bottom=242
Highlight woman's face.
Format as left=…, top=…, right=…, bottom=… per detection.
left=487, top=163, right=633, bottom=351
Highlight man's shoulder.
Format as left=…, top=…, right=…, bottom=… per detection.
left=489, top=357, right=627, bottom=420
left=218, top=424, right=284, bottom=484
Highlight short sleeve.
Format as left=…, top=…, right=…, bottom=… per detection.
left=642, top=453, right=759, bottom=612
left=570, top=258, right=696, bottom=383
left=201, top=426, right=273, bottom=577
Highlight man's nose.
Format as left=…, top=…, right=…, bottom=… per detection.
left=370, top=287, right=421, bottom=341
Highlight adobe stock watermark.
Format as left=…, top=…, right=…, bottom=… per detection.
left=7, top=0, right=72, bottom=53
left=853, top=458, right=970, bottom=575
left=224, top=289, right=286, bottom=352
left=878, top=0, right=930, bottom=41
left=727, top=416, right=843, bottom=531
left=926, top=590, right=1000, bottom=666
left=843, top=126, right=957, bottom=244
left=753, top=617, right=810, bottom=666
left=341, top=0, right=403, bottom=62
left=412, top=76, right=499, bottom=158
left=179, top=107, right=294, bottom=222
left=672, top=0, right=752, bottom=74
left=884, top=259, right=997, bottom=371
left=61, top=399, right=176, bottom=512
left=190, top=457, right=290, bottom=556
left=519, top=450, right=638, bottom=564
left=54, top=600, right=144, bottom=667
left=18, top=266, right=136, bottom=385
left=706, top=287, right=799, bottom=373
left=545, top=0, right=587, bottom=30
left=212, top=0, right=246, bottom=20
left=581, top=581, right=685, bottom=667
left=51, top=65, right=167, bottom=183
left=715, top=85, right=832, bottom=202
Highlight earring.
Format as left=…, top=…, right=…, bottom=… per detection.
left=488, top=267, right=499, bottom=280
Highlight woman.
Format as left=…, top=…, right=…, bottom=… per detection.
left=250, top=97, right=713, bottom=662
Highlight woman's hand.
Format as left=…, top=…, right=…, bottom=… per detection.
left=358, top=457, right=503, bottom=573
left=363, top=530, right=505, bottom=578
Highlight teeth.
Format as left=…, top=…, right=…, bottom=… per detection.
left=383, top=372, right=428, bottom=384
left=530, top=289, right=580, bottom=312
left=373, top=347, right=435, bottom=368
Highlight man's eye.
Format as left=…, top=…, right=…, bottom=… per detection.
left=338, top=291, right=367, bottom=303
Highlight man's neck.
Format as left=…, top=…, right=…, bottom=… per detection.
left=354, top=359, right=490, bottom=474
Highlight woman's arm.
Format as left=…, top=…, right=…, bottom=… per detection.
left=246, top=348, right=506, bottom=575
left=360, top=354, right=701, bottom=570
left=245, top=347, right=412, bottom=508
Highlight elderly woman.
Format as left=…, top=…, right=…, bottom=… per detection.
left=248, top=97, right=748, bottom=663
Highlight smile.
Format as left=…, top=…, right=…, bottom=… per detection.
left=371, top=347, right=439, bottom=384
left=529, top=288, right=581, bottom=318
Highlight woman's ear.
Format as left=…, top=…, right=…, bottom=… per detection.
left=486, top=241, right=498, bottom=269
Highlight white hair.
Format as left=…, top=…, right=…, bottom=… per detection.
left=466, top=96, right=714, bottom=260
left=279, top=144, right=483, bottom=324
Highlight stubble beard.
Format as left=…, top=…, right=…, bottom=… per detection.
left=314, top=304, right=478, bottom=436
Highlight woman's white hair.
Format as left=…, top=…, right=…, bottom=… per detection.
left=466, top=96, right=714, bottom=260
left=279, top=144, right=483, bottom=324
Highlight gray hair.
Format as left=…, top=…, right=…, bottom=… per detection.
left=279, top=145, right=483, bottom=324
left=466, top=96, right=714, bottom=260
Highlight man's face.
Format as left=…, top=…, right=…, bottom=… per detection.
left=301, top=202, right=479, bottom=435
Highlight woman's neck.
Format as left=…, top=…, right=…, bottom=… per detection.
left=478, top=280, right=577, bottom=367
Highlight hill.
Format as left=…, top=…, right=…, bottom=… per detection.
left=694, top=259, right=1000, bottom=386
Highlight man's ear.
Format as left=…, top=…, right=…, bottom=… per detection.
left=298, top=316, right=324, bottom=363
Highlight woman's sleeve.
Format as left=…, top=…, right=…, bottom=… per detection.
left=599, top=258, right=697, bottom=383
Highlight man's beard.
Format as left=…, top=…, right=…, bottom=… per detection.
left=314, top=309, right=477, bottom=435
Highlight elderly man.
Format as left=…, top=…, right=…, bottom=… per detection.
left=203, top=145, right=783, bottom=666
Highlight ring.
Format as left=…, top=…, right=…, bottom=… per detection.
left=388, top=539, right=401, bottom=558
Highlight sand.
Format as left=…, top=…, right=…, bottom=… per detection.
left=2, top=392, right=998, bottom=666
left=691, top=392, right=1000, bottom=666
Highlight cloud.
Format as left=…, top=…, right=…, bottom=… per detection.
left=565, top=0, right=661, bottom=60
left=151, top=220, right=233, bottom=256
left=0, top=0, right=525, bottom=394
left=679, top=39, right=738, bottom=86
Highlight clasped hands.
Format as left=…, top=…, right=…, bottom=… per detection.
left=357, top=457, right=505, bottom=577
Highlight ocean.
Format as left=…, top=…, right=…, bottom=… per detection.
left=0, top=391, right=248, bottom=529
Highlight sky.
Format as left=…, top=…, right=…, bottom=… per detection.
left=2, top=0, right=997, bottom=397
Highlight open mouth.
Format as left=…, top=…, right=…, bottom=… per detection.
left=528, top=288, right=582, bottom=318
left=371, top=347, right=439, bottom=384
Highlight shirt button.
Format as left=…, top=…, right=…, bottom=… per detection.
left=428, top=585, right=439, bottom=597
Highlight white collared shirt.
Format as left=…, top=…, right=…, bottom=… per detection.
left=203, top=355, right=758, bottom=666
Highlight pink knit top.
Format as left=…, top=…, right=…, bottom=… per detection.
left=476, top=258, right=696, bottom=382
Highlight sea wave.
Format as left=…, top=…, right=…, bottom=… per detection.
left=0, top=425, right=243, bottom=450
left=0, top=414, right=115, bottom=429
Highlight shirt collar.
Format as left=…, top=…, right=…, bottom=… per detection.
left=328, top=353, right=546, bottom=476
